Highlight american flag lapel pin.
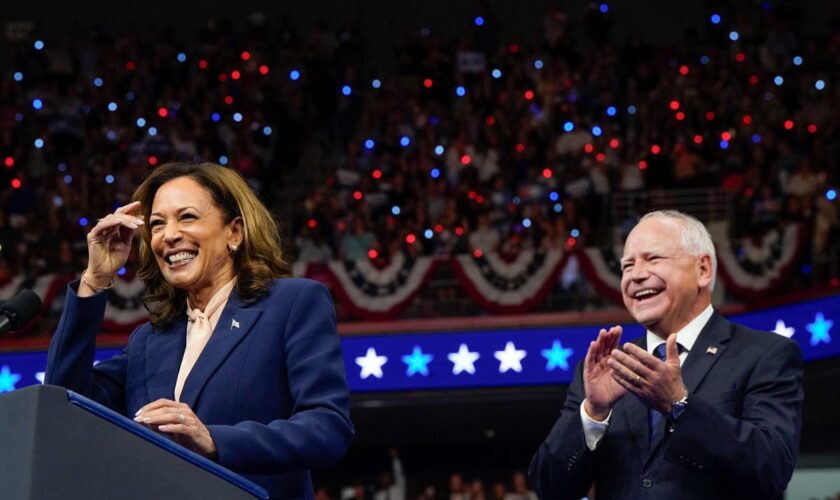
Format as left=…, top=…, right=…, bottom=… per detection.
left=705, top=346, right=718, bottom=355
left=231, top=319, right=240, bottom=329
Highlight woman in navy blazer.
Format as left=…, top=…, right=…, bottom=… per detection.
left=45, top=162, right=354, bottom=499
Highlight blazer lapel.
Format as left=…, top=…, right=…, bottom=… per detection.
left=145, top=320, right=187, bottom=402
left=681, top=312, right=731, bottom=394
left=178, top=292, right=263, bottom=408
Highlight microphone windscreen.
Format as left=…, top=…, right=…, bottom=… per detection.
left=1, top=290, right=43, bottom=329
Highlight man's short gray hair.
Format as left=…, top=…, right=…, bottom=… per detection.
left=638, top=210, right=718, bottom=291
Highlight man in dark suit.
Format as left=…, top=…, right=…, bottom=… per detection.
left=529, top=210, right=803, bottom=499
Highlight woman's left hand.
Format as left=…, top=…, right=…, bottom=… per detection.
left=134, top=399, right=218, bottom=459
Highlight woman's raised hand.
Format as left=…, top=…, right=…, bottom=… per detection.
left=82, top=201, right=144, bottom=294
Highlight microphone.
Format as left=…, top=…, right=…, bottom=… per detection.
left=0, top=290, right=43, bottom=336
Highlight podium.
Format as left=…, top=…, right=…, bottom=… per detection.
left=0, top=385, right=268, bottom=500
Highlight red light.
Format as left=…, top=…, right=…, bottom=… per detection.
left=372, top=169, right=382, bottom=179
left=259, top=65, right=269, bottom=75
left=638, top=160, right=648, bottom=170
left=742, top=115, right=752, bottom=125
left=486, top=116, right=495, bottom=126
left=807, top=124, right=817, bottom=134
left=735, top=52, right=746, bottom=62
left=669, top=100, right=680, bottom=111
left=231, top=70, right=241, bottom=80
left=784, top=120, right=794, bottom=130
left=11, top=179, right=21, bottom=189
left=367, top=249, right=378, bottom=259
left=693, top=134, right=703, bottom=144
left=4, top=157, right=14, bottom=168
left=460, top=155, right=471, bottom=165
left=148, top=156, right=158, bottom=166
left=721, top=131, right=732, bottom=141
left=126, top=61, right=136, bottom=71
left=509, top=44, right=519, bottom=54
left=542, top=168, right=552, bottom=179
left=218, top=73, right=227, bottom=82
left=566, top=237, right=577, bottom=248
left=596, top=152, right=606, bottom=162
left=524, top=90, right=535, bottom=100
left=831, top=278, right=839, bottom=287
left=406, top=234, right=417, bottom=244
left=473, top=249, right=483, bottom=258
left=475, top=195, right=485, bottom=204
left=353, top=191, right=363, bottom=200
left=337, top=221, right=347, bottom=231
left=198, top=60, right=208, bottom=70
left=705, top=111, right=715, bottom=121
left=307, top=219, right=317, bottom=228
left=679, top=65, right=689, bottom=75
left=609, top=138, right=620, bottom=149
left=675, top=111, right=685, bottom=121
left=423, top=78, right=433, bottom=88
left=749, top=75, right=759, bottom=85
left=584, top=144, right=594, bottom=154
left=224, top=95, right=234, bottom=105
left=454, top=227, right=464, bottom=236
left=468, top=191, right=476, bottom=199
left=240, top=51, right=251, bottom=61
left=745, top=187, right=754, bottom=197
left=515, top=143, right=525, bottom=153
left=158, top=107, right=168, bottom=118
left=434, top=224, right=444, bottom=233
left=650, top=144, right=661, bottom=155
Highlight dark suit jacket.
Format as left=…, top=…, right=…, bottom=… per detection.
left=46, top=278, right=354, bottom=500
left=529, top=312, right=803, bottom=500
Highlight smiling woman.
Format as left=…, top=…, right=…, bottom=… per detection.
left=45, top=162, right=354, bottom=499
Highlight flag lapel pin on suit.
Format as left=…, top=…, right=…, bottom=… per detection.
left=231, top=319, right=240, bottom=329
left=705, top=346, right=718, bottom=355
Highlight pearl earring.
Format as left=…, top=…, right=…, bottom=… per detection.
left=228, top=244, right=238, bottom=254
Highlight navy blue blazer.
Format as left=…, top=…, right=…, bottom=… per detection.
left=530, top=312, right=803, bottom=500
left=46, top=278, right=354, bottom=500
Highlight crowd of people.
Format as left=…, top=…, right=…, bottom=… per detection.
left=0, top=3, right=837, bottom=296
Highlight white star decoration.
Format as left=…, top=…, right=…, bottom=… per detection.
left=355, top=347, right=388, bottom=379
left=494, top=342, right=527, bottom=373
left=773, top=319, right=795, bottom=338
left=35, top=371, right=45, bottom=383
left=448, top=344, right=480, bottom=375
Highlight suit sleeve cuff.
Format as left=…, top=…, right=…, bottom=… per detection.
left=580, top=400, right=611, bottom=450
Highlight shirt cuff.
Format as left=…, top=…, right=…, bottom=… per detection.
left=580, top=400, right=611, bottom=451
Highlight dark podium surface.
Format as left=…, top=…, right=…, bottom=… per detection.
left=0, top=385, right=268, bottom=500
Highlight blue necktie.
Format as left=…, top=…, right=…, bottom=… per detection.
left=649, top=343, right=669, bottom=446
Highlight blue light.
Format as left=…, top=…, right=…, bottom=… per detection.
left=52, top=196, right=63, bottom=207
left=627, top=105, right=637, bottom=114
left=371, top=79, right=381, bottom=88
left=263, top=126, right=272, bottom=136
left=563, top=121, right=574, bottom=132
left=106, top=130, right=117, bottom=141
left=289, top=70, right=300, bottom=81
left=107, top=102, right=118, bottom=112
left=549, top=191, right=559, bottom=202
left=13, top=72, right=23, bottom=82
left=147, top=127, right=157, bottom=136
left=455, top=86, right=466, bottom=97
left=117, top=267, right=127, bottom=276
left=233, top=112, right=243, bottom=122
left=774, top=75, right=784, bottom=86
left=815, top=80, right=825, bottom=91
left=793, top=56, right=803, bottom=66
left=79, top=217, right=89, bottom=227
left=606, top=106, right=617, bottom=117
left=364, top=139, right=375, bottom=150
left=474, top=16, right=485, bottom=26
left=827, top=189, right=837, bottom=201
left=177, top=52, right=187, bottom=63
left=522, top=218, right=532, bottom=228
left=720, top=140, right=729, bottom=149
left=341, top=85, right=352, bottom=96
left=571, top=228, right=580, bottom=238
left=491, top=68, right=502, bottom=79
left=63, top=175, right=73, bottom=184
left=126, top=92, right=135, bottom=101
left=58, top=163, right=66, bottom=172
left=105, top=174, right=115, bottom=184
left=599, top=3, right=609, bottom=13
left=700, top=55, right=710, bottom=65
left=32, top=99, right=43, bottom=110
left=752, top=134, right=762, bottom=143
left=430, top=168, right=441, bottom=179
left=136, top=118, right=146, bottom=128
left=14, top=113, right=23, bottom=122
left=400, top=136, right=411, bottom=147
left=424, top=229, right=434, bottom=239
left=802, top=265, right=811, bottom=275
left=34, top=40, right=45, bottom=50
left=93, top=77, right=103, bottom=87
left=219, top=155, right=229, bottom=166
left=710, top=14, right=721, bottom=24
left=553, top=203, right=563, bottom=213
left=512, top=196, right=521, bottom=205
left=391, top=205, right=401, bottom=216
left=592, top=125, right=603, bottom=137
left=429, top=116, right=439, bottom=125
left=211, top=113, right=221, bottom=122
left=34, top=138, right=44, bottom=148
left=729, top=31, right=740, bottom=42
left=534, top=59, right=544, bottom=70
left=434, top=145, right=445, bottom=155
